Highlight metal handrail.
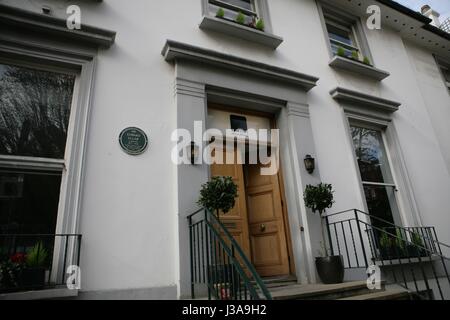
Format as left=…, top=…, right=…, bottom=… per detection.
left=188, top=208, right=272, bottom=300
left=324, top=209, right=450, bottom=300
left=207, top=210, right=272, bottom=299
left=325, top=208, right=450, bottom=250
left=0, top=233, right=82, bottom=294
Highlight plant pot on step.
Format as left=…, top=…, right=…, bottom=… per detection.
left=20, top=267, right=46, bottom=289
left=315, top=255, right=344, bottom=284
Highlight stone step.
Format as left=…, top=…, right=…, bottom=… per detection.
left=269, top=281, right=386, bottom=300
left=338, top=289, right=411, bottom=300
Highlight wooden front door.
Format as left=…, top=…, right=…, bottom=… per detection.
left=210, top=147, right=251, bottom=259
left=244, top=163, right=290, bottom=277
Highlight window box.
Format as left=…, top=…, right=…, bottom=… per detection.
left=199, top=15, right=283, bottom=49
left=329, top=56, right=390, bottom=81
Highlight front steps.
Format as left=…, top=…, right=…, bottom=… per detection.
left=265, top=280, right=411, bottom=300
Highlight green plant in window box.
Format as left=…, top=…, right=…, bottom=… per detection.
left=407, top=231, right=427, bottom=258
left=21, top=242, right=48, bottom=289
left=363, top=56, right=372, bottom=66
left=336, top=46, right=346, bottom=57
left=351, top=50, right=359, bottom=61
left=255, top=18, right=265, bottom=31
left=393, top=228, right=407, bottom=258
left=216, top=7, right=225, bottom=19
left=235, top=11, right=246, bottom=24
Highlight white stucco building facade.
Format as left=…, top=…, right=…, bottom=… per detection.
left=0, top=0, right=449, bottom=300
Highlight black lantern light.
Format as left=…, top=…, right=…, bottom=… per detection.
left=304, top=154, right=315, bottom=174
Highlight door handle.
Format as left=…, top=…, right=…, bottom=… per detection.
left=260, top=224, right=266, bottom=232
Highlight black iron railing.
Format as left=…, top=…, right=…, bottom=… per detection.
left=0, top=234, right=82, bottom=293
left=324, top=209, right=450, bottom=300
left=188, top=208, right=271, bottom=300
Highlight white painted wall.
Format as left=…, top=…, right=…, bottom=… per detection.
left=3, top=0, right=450, bottom=293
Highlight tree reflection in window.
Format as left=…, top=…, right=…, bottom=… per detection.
left=351, top=126, right=393, bottom=184
left=0, top=64, right=75, bottom=159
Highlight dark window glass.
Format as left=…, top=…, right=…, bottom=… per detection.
left=327, top=24, right=353, bottom=46
left=0, top=169, right=61, bottom=234
left=351, top=126, right=393, bottom=184
left=363, top=185, right=396, bottom=225
left=230, top=115, right=248, bottom=131
left=0, top=64, right=76, bottom=159
left=220, top=0, right=253, bottom=11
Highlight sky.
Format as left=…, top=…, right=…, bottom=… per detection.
left=395, top=0, right=450, bottom=21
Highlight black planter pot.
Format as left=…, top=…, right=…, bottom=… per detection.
left=20, top=267, right=46, bottom=289
left=315, top=255, right=344, bottom=284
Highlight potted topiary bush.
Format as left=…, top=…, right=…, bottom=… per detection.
left=304, top=183, right=344, bottom=284
left=198, top=176, right=238, bottom=290
left=197, top=176, right=238, bottom=218
left=21, top=242, right=48, bottom=289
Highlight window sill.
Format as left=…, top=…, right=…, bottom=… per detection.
left=0, top=287, right=78, bottom=300
left=329, top=56, right=390, bottom=81
left=199, top=16, right=283, bottom=49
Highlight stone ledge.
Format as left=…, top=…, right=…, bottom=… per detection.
left=199, top=16, right=283, bottom=49
left=0, top=4, right=115, bottom=48
left=0, top=287, right=78, bottom=300
left=162, top=40, right=319, bottom=91
left=329, top=56, right=390, bottom=81
left=330, top=87, right=401, bottom=113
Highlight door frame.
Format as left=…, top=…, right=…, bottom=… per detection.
left=207, top=103, right=296, bottom=277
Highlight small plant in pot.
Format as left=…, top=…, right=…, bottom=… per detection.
left=304, top=183, right=344, bottom=284
left=407, top=232, right=427, bottom=258
left=21, top=242, right=48, bottom=289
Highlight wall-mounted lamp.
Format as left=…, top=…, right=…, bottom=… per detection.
left=304, top=154, right=315, bottom=174
left=189, top=142, right=200, bottom=165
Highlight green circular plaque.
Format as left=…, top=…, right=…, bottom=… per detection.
left=119, top=127, right=148, bottom=155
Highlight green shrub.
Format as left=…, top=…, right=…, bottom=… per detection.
left=411, top=232, right=424, bottom=247
left=216, top=8, right=225, bottom=18
left=351, top=50, right=359, bottom=60
left=336, top=47, right=346, bottom=57
left=256, top=18, right=265, bottom=31
left=198, top=176, right=238, bottom=216
left=303, top=183, right=334, bottom=215
left=379, top=232, right=391, bottom=249
left=363, top=56, right=371, bottom=65
left=26, top=242, right=48, bottom=268
left=235, top=11, right=245, bottom=24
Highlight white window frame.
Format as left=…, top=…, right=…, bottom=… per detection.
left=209, top=0, right=257, bottom=17
left=435, top=56, right=450, bottom=91
left=348, top=120, right=403, bottom=226
left=0, top=40, right=96, bottom=243
left=317, top=1, right=373, bottom=62
left=339, top=107, right=422, bottom=230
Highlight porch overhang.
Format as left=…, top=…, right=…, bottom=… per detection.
left=161, top=40, right=319, bottom=91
